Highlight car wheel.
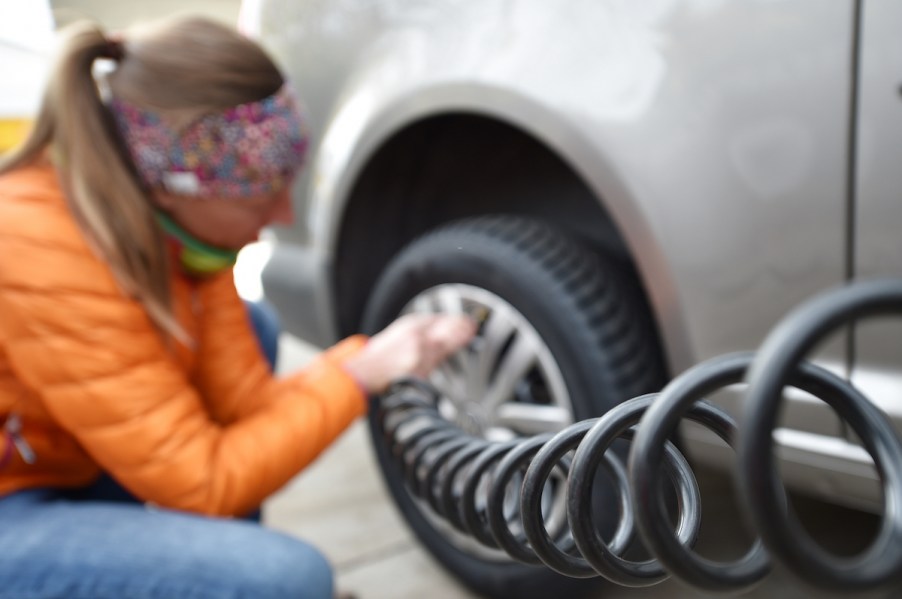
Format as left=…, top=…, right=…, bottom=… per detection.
left=362, top=215, right=666, bottom=599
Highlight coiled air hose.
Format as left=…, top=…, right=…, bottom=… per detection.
left=373, top=279, right=902, bottom=594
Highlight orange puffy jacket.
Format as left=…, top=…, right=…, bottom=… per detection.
left=0, top=162, right=368, bottom=516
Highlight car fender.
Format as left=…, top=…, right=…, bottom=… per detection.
left=306, top=79, right=692, bottom=371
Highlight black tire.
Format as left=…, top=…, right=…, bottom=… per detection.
left=362, top=216, right=666, bottom=599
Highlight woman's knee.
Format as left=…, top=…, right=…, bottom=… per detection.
left=188, top=519, right=334, bottom=599
left=238, top=532, right=334, bottom=599
left=0, top=497, right=334, bottom=599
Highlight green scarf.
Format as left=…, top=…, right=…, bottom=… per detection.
left=156, top=212, right=239, bottom=276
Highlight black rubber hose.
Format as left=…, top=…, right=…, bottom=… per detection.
left=374, top=279, right=902, bottom=594
left=739, top=279, right=902, bottom=592
left=571, top=394, right=701, bottom=587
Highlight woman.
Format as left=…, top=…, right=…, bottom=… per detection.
left=0, top=16, right=474, bottom=599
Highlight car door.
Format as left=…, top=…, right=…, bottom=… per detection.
left=853, top=0, right=902, bottom=450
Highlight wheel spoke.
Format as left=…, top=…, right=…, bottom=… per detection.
left=436, top=285, right=466, bottom=314
left=482, top=331, right=538, bottom=411
left=484, top=426, right=517, bottom=443
left=495, top=403, right=572, bottom=435
left=436, top=345, right=466, bottom=380
left=472, top=306, right=517, bottom=394
left=412, top=294, right=435, bottom=313
left=433, top=362, right=468, bottom=404
left=417, top=286, right=474, bottom=380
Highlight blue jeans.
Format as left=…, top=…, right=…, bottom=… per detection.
left=246, top=299, right=281, bottom=371
left=0, top=301, right=333, bottom=598
left=0, top=490, right=333, bottom=599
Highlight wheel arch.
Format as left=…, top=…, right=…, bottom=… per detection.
left=323, top=86, right=687, bottom=375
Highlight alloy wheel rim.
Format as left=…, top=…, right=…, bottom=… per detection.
left=400, top=283, right=576, bottom=561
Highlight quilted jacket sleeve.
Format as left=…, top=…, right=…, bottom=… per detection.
left=189, top=270, right=368, bottom=426
left=0, top=174, right=368, bottom=517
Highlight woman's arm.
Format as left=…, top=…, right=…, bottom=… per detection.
left=190, top=270, right=368, bottom=425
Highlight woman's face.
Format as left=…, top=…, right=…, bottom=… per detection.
left=153, top=185, right=295, bottom=250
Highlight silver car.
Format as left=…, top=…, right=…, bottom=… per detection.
left=242, top=1, right=902, bottom=596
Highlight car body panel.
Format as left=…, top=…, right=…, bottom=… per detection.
left=250, top=0, right=899, bottom=508
left=852, top=0, right=902, bottom=433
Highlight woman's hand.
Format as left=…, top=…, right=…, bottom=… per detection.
left=342, top=313, right=477, bottom=395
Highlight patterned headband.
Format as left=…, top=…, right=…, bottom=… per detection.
left=109, top=84, right=307, bottom=199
